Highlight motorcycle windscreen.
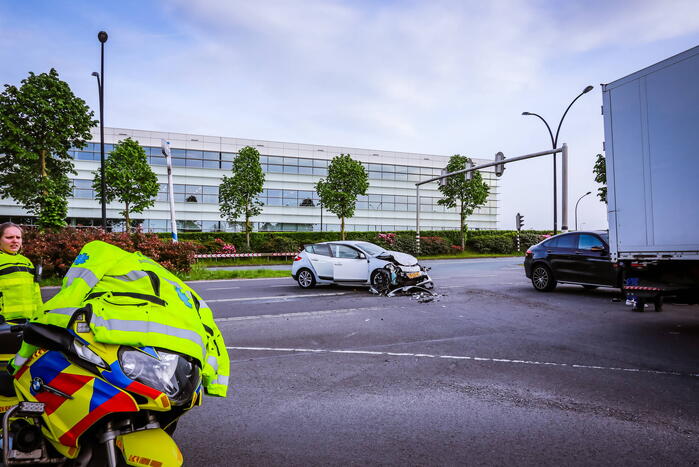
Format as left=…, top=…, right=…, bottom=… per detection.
left=116, top=428, right=183, bottom=467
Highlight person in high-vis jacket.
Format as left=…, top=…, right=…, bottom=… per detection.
left=0, top=222, right=42, bottom=321
left=12, top=240, right=229, bottom=397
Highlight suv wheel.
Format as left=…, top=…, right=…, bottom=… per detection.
left=532, top=264, right=556, bottom=292
left=297, top=268, right=316, bottom=289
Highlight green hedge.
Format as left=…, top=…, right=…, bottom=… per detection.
left=163, top=229, right=546, bottom=255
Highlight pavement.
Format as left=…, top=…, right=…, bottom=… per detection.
left=168, top=257, right=699, bottom=466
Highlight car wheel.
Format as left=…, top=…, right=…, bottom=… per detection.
left=296, top=268, right=316, bottom=289
left=370, top=269, right=390, bottom=288
left=531, top=264, right=556, bottom=292
left=582, top=285, right=598, bottom=290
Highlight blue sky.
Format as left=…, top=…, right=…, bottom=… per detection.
left=2, top=0, right=699, bottom=230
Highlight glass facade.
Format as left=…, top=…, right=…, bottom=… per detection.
left=56, top=132, right=498, bottom=233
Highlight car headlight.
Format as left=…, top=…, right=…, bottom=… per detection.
left=119, top=348, right=201, bottom=405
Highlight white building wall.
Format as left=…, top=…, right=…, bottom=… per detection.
left=0, top=127, right=500, bottom=232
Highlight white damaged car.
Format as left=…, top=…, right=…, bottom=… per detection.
left=291, top=240, right=432, bottom=290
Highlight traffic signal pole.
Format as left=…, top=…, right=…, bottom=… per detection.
left=415, top=145, right=567, bottom=253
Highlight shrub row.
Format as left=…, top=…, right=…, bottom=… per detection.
left=23, top=228, right=200, bottom=278
left=163, top=229, right=548, bottom=254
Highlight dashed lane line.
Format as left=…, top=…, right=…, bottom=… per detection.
left=226, top=346, right=699, bottom=378
left=207, top=292, right=349, bottom=303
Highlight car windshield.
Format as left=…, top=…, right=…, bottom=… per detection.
left=353, top=242, right=385, bottom=256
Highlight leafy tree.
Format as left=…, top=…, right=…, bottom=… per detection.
left=92, top=138, right=159, bottom=231
left=218, top=146, right=265, bottom=249
left=315, top=153, right=369, bottom=240
left=437, top=154, right=490, bottom=250
left=0, top=68, right=96, bottom=230
left=593, top=153, right=607, bottom=204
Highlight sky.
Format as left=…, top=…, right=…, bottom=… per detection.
left=1, top=0, right=698, bottom=231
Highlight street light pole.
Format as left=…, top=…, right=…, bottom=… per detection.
left=522, top=85, right=593, bottom=234
left=575, top=191, right=592, bottom=230
left=93, top=30, right=108, bottom=230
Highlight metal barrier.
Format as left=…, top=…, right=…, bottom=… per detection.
left=194, top=252, right=296, bottom=259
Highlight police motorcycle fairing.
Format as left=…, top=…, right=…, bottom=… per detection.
left=0, top=308, right=201, bottom=466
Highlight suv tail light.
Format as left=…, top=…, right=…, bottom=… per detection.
left=293, top=255, right=303, bottom=261
left=526, top=250, right=532, bottom=255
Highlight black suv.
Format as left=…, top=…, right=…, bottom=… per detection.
left=524, top=231, right=622, bottom=292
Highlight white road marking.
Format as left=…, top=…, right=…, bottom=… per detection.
left=214, top=306, right=384, bottom=323
left=226, top=346, right=699, bottom=378
left=207, top=292, right=349, bottom=303
left=205, top=286, right=241, bottom=290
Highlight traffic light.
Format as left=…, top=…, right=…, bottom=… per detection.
left=465, top=160, right=473, bottom=181
left=439, top=168, right=448, bottom=187
left=516, top=212, right=524, bottom=231
left=494, top=152, right=506, bottom=177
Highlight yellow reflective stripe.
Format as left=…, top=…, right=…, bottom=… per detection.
left=90, top=315, right=206, bottom=357
left=65, top=267, right=99, bottom=288
left=107, top=271, right=148, bottom=282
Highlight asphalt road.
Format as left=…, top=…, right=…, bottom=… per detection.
left=164, top=257, right=699, bottom=466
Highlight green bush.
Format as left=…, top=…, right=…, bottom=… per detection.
left=468, top=234, right=515, bottom=254
left=23, top=228, right=200, bottom=277
left=258, top=236, right=301, bottom=253
left=418, top=236, right=451, bottom=255
left=393, top=235, right=418, bottom=255
left=160, top=229, right=547, bottom=254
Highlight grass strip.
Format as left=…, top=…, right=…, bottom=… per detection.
left=181, top=267, right=291, bottom=281
left=40, top=266, right=291, bottom=287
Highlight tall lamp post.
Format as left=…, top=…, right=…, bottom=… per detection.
left=575, top=191, right=591, bottom=231
left=92, top=30, right=108, bottom=230
left=522, top=85, right=593, bottom=234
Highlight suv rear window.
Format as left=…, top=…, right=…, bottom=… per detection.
left=545, top=234, right=577, bottom=249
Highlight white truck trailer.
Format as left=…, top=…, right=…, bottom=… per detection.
left=602, top=45, right=699, bottom=311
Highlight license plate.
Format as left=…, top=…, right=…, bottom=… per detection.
left=407, top=272, right=421, bottom=279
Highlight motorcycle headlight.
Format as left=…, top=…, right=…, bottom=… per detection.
left=72, top=339, right=108, bottom=369
left=119, top=348, right=201, bottom=405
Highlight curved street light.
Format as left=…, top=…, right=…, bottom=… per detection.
left=522, top=85, right=593, bottom=234
left=575, top=191, right=592, bottom=230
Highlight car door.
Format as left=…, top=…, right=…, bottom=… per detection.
left=546, top=233, right=578, bottom=281
left=329, top=244, right=368, bottom=282
left=572, top=234, right=616, bottom=285
left=305, top=244, right=334, bottom=280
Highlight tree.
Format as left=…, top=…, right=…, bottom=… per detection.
left=218, top=146, right=265, bottom=249
left=593, top=153, right=607, bottom=204
left=0, top=68, right=96, bottom=230
left=437, top=154, right=490, bottom=250
left=315, top=153, right=369, bottom=240
left=92, top=138, right=159, bottom=231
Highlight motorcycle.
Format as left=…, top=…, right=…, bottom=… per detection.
left=0, top=309, right=202, bottom=466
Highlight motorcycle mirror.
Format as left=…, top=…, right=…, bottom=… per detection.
left=22, top=323, right=73, bottom=351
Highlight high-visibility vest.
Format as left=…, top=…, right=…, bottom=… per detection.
left=0, top=251, right=42, bottom=320
left=36, top=241, right=229, bottom=397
